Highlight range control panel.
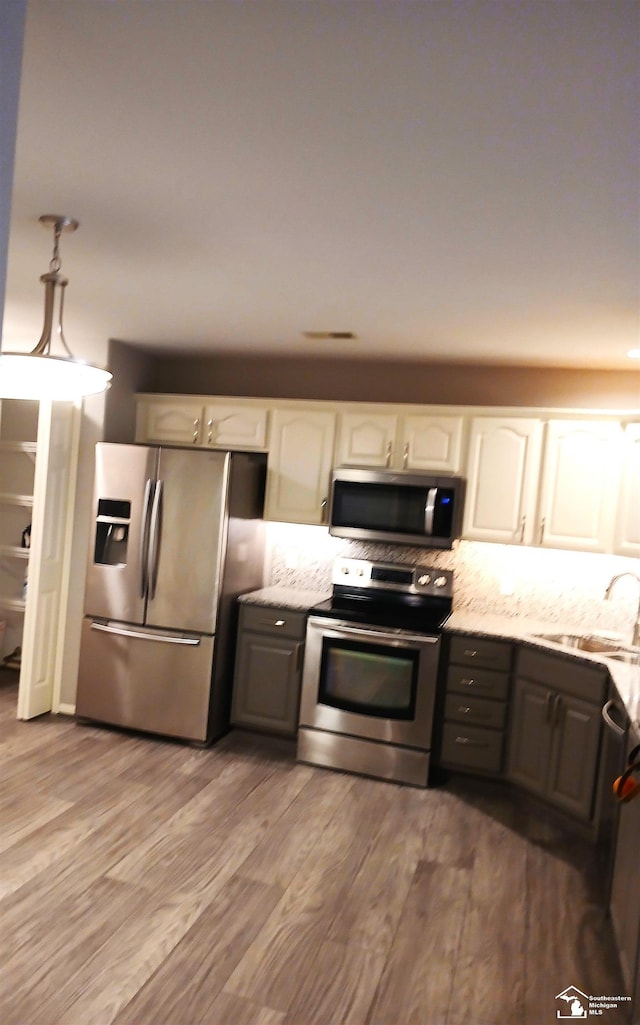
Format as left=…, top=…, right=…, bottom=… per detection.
left=332, top=557, right=453, bottom=598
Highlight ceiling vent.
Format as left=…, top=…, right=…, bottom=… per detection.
left=302, top=331, right=357, bottom=340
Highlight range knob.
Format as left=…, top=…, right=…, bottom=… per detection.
left=435, top=575, right=448, bottom=588
left=341, top=565, right=350, bottom=575
left=417, top=574, right=431, bottom=586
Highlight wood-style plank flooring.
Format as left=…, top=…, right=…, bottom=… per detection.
left=0, top=674, right=630, bottom=1025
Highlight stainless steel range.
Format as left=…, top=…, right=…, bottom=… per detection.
left=297, top=557, right=453, bottom=787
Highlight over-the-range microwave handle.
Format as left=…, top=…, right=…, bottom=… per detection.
left=139, top=478, right=154, bottom=600
left=308, top=618, right=440, bottom=648
left=424, top=486, right=437, bottom=536
left=89, top=621, right=201, bottom=646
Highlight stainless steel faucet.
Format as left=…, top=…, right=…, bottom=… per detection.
left=604, top=572, right=640, bottom=647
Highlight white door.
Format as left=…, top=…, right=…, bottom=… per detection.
left=400, top=414, right=464, bottom=472
left=538, top=420, right=622, bottom=552
left=336, top=412, right=397, bottom=467
left=142, top=400, right=205, bottom=445
left=17, top=401, right=79, bottom=719
left=462, top=417, right=544, bottom=544
left=614, top=423, right=640, bottom=557
left=264, top=409, right=336, bottom=524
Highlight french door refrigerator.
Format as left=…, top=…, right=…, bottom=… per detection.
left=76, top=443, right=266, bottom=743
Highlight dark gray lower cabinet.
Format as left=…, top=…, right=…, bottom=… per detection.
left=231, top=604, right=306, bottom=737
left=610, top=729, right=640, bottom=1020
left=507, top=648, right=607, bottom=822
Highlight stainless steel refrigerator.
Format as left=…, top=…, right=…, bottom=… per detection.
left=76, top=443, right=266, bottom=743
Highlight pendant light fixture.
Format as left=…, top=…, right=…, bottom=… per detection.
left=0, top=215, right=112, bottom=400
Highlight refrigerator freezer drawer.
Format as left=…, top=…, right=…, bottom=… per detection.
left=76, top=618, right=215, bottom=742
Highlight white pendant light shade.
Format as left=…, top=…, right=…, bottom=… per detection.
left=0, top=352, right=112, bottom=400
left=0, top=215, right=112, bottom=401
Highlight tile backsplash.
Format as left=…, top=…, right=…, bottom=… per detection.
left=265, top=521, right=640, bottom=638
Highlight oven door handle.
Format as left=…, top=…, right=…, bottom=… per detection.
left=308, top=618, right=440, bottom=647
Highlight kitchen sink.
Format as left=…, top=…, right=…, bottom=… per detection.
left=533, top=631, right=640, bottom=667
left=532, top=631, right=623, bottom=653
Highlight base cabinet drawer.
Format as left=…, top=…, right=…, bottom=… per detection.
left=440, top=723, right=504, bottom=774
left=444, top=693, right=507, bottom=730
left=439, top=633, right=512, bottom=776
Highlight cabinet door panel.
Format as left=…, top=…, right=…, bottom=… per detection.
left=539, top=420, right=622, bottom=552
left=203, top=404, right=268, bottom=449
left=265, top=410, right=335, bottom=524
left=614, top=424, right=640, bottom=557
left=143, top=401, right=204, bottom=445
left=507, top=678, right=552, bottom=796
left=547, top=693, right=601, bottom=820
left=400, top=415, right=464, bottom=472
left=463, top=418, right=543, bottom=544
left=336, top=413, right=396, bottom=467
left=232, top=633, right=302, bottom=735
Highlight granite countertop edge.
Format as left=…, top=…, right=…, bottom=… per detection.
left=238, top=586, right=330, bottom=613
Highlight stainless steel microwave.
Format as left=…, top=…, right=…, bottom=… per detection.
left=329, top=467, right=465, bottom=549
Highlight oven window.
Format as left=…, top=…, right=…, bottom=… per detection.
left=318, top=638, right=418, bottom=719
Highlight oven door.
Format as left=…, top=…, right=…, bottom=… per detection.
left=299, top=616, right=441, bottom=749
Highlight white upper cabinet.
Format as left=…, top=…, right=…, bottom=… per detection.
left=336, top=412, right=397, bottom=467
left=336, top=410, right=464, bottom=472
left=202, top=403, right=268, bottom=450
left=613, top=423, right=640, bottom=557
left=537, top=420, right=623, bottom=552
left=400, top=414, right=464, bottom=472
left=137, top=397, right=268, bottom=450
left=264, top=408, right=336, bottom=525
left=138, top=399, right=205, bottom=445
left=462, top=418, right=544, bottom=545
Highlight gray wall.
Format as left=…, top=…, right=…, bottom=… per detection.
left=0, top=1, right=26, bottom=328
left=149, top=353, right=640, bottom=411
left=104, top=339, right=156, bottom=442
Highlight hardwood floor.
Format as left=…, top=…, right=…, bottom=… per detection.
left=0, top=673, right=630, bottom=1025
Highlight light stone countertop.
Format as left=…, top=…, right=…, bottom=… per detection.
left=238, top=586, right=330, bottom=613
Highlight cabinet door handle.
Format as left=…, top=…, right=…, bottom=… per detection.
left=601, top=699, right=626, bottom=736
left=192, top=418, right=200, bottom=444
left=402, top=442, right=409, bottom=468
left=545, top=690, right=554, bottom=722
left=385, top=441, right=392, bottom=467
left=320, top=497, right=328, bottom=522
left=539, top=517, right=545, bottom=543
left=553, top=693, right=562, bottom=727
left=207, top=418, right=214, bottom=444
left=519, top=515, right=526, bottom=543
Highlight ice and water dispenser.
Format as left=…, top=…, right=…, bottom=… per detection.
left=94, top=499, right=131, bottom=566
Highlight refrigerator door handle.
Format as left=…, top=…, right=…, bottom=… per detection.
left=140, top=478, right=154, bottom=599
left=89, top=621, right=201, bottom=646
left=148, top=478, right=163, bottom=600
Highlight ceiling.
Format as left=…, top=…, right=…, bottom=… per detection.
left=3, top=0, right=639, bottom=370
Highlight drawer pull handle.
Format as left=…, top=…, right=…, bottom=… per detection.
left=274, top=619, right=285, bottom=627
left=464, top=649, right=477, bottom=657
left=455, top=737, right=488, bottom=748
left=458, top=705, right=471, bottom=714
left=460, top=678, right=475, bottom=687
